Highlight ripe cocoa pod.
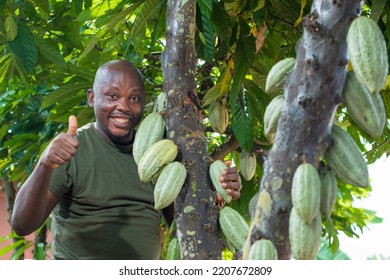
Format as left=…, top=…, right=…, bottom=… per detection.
left=289, top=208, right=322, bottom=260
left=209, top=99, right=229, bottom=134
left=343, top=71, right=386, bottom=138
left=263, top=95, right=284, bottom=143
left=166, top=237, right=181, bottom=260
left=154, top=161, right=187, bottom=210
left=291, top=163, right=321, bottom=224
left=248, top=239, right=278, bottom=260
left=325, top=125, right=369, bottom=188
left=133, top=112, right=165, bottom=165
left=240, top=150, right=256, bottom=181
left=219, top=206, right=249, bottom=251
left=318, top=163, right=337, bottom=219
left=347, top=16, right=388, bottom=94
left=138, top=139, right=178, bottom=182
left=209, top=160, right=232, bottom=203
left=265, top=57, right=296, bottom=93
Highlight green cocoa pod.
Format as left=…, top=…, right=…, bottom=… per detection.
left=154, top=161, right=187, bottom=210
left=240, top=150, right=257, bottom=181
left=166, top=237, right=181, bottom=260
left=325, top=125, right=369, bottom=188
left=264, top=95, right=284, bottom=143
left=248, top=239, right=278, bottom=260
left=318, top=163, right=337, bottom=219
left=347, top=16, right=388, bottom=94
left=153, top=92, right=167, bottom=113
left=265, top=57, right=296, bottom=93
left=291, top=163, right=321, bottom=224
left=138, top=139, right=178, bottom=183
left=209, top=99, right=229, bottom=134
left=289, top=208, right=322, bottom=260
left=219, top=206, right=249, bottom=252
left=133, top=112, right=165, bottom=165
left=343, top=71, right=386, bottom=138
left=209, top=160, right=232, bottom=203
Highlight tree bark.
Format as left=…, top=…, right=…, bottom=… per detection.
left=243, top=0, right=364, bottom=260
left=161, top=0, right=224, bottom=259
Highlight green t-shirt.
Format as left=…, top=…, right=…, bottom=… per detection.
left=49, top=123, right=161, bottom=260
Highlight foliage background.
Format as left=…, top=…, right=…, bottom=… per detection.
left=0, top=0, right=389, bottom=259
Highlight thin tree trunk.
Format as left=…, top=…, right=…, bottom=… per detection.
left=2, top=176, right=25, bottom=260
left=161, top=0, right=224, bottom=259
left=243, top=0, right=364, bottom=259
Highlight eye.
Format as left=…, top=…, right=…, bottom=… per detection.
left=108, top=93, right=117, bottom=99
left=129, top=96, right=141, bottom=102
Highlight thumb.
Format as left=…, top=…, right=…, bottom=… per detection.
left=67, top=115, right=78, bottom=137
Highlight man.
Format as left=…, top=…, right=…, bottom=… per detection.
left=11, top=60, right=242, bottom=259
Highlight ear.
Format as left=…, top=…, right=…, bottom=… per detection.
left=87, top=89, right=94, bottom=107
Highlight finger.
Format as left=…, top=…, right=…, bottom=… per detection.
left=226, top=189, right=241, bottom=200
left=223, top=161, right=232, bottom=168
left=67, top=115, right=78, bottom=137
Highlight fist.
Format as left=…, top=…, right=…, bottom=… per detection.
left=40, top=115, right=79, bottom=169
left=216, top=161, right=242, bottom=207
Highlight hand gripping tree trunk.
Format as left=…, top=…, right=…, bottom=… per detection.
left=242, top=0, right=364, bottom=260
left=161, top=0, right=224, bottom=259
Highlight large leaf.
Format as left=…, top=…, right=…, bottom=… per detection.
left=34, top=35, right=67, bottom=69
left=197, top=0, right=215, bottom=61
left=8, top=21, right=37, bottom=73
left=40, top=81, right=91, bottom=110
left=131, top=0, right=163, bottom=54
left=0, top=54, right=12, bottom=84
left=231, top=91, right=254, bottom=152
left=79, top=4, right=140, bottom=61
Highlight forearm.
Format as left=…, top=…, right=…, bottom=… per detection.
left=11, top=161, right=55, bottom=236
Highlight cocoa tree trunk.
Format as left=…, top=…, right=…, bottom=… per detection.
left=243, top=0, right=364, bottom=260
left=161, top=0, right=224, bottom=259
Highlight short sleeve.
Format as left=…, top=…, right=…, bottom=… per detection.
left=49, top=163, right=73, bottom=199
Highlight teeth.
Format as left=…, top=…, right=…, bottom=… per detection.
left=113, top=117, right=129, bottom=124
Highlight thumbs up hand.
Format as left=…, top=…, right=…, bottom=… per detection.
left=40, top=115, right=80, bottom=169
left=67, top=115, right=78, bottom=137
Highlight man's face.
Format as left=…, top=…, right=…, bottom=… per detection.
left=88, top=62, right=145, bottom=144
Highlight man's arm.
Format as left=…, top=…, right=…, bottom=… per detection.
left=11, top=116, right=79, bottom=236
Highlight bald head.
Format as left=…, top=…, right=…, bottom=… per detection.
left=93, top=60, right=144, bottom=92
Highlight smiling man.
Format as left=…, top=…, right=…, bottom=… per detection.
left=11, top=60, right=242, bottom=260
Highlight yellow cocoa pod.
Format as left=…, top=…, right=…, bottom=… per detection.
left=240, top=150, right=256, bottom=181
left=209, top=99, right=229, bottom=134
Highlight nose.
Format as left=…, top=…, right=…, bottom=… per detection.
left=116, top=98, right=131, bottom=112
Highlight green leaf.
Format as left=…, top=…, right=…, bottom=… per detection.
left=33, top=35, right=67, bottom=69
left=8, top=22, right=37, bottom=73
left=0, top=239, right=26, bottom=256
left=197, top=0, right=215, bottom=61
left=131, top=0, right=162, bottom=54
left=202, top=83, right=222, bottom=107
left=4, top=14, right=18, bottom=41
left=40, top=81, right=91, bottom=110
left=0, top=54, right=12, bottom=84
left=80, top=4, right=140, bottom=61
left=231, top=92, right=254, bottom=151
